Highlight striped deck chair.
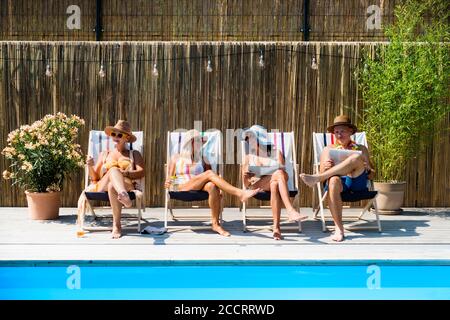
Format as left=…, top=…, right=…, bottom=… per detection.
left=312, top=132, right=381, bottom=232
left=240, top=131, right=302, bottom=232
left=78, top=130, right=145, bottom=232
left=164, top=130, right=223, bottom=230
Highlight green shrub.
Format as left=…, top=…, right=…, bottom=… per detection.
left=360, top=0, right=449, bottom=182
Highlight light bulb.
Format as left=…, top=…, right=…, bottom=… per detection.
left=152, top=63, right=159, bottom=77
left=98, top=65, right=106, bottom=78
left=45, top=64, right=53, bottom=77
left=311, top=56, right=319, bottom=70
left=206, top=59, right=213, bottom=73
left=258, top=53, right=265, bottom=68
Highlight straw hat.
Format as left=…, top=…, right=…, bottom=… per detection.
left=105, top=120, right=137, bottom=143
left=327, top=115, right=358, bottom=134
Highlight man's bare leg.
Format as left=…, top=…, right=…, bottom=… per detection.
left=327, top=176, right=345, bottom=242
left=301, top=153, right=366, bottom=187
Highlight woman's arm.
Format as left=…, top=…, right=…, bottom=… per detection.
left=277, top=150, right=285, bottom=166
left=242, top=155, right=253, bottom=188
left=163, top=155, right=177, bottom=188
left=125, top=150, right=145, bottom=180
left=87, top=151, right=105, bottom=182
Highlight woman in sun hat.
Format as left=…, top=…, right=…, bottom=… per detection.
left=242, top=125, right=307, bottom=240
left=85, top=120, right=145, bottom=239
left=165, top=129, right=261, bottom=237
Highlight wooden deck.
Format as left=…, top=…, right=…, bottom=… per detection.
left=1, top=207, right=449, bottom=262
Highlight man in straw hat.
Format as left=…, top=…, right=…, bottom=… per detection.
left=299, top=115, right=375, bottom=242
left=85, top=120, right=145, bottom=239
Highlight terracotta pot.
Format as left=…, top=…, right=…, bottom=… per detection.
left=25, top=190, right=61, bottom=220
left=373, top=182, right=406, bottom=215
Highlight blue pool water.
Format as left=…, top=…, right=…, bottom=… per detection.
left=1, top=260, right=449, bottom=300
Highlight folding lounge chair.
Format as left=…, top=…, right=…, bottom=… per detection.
left=78, top=130, right=145, bottom=232
left=312, top=132, right=382, bottom=232
left=164, top=130, right=223, bottom=230
left=240, top=131, right=302, bottom=232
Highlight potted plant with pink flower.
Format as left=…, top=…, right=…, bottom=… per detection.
left=2, top=112, right=85, bottom=220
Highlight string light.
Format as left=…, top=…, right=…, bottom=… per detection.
left=98, top=64, right=106, bottom=78
left=258, top=50, right=265, bottom=68
left=206, top=58, right=213, bottom=72
left=152, top=62, right=159, bottom=77
left=311, top=56, right=319, bottom=70
left=45, top=63, right=53, bottom=77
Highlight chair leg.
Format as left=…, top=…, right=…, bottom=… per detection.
left=137, top=199, right=142, bottom=233
left=242, top=201, right=247, bottom=232
left=318, top=189, right=328, bottom=232
left=373, top=198, right=382, bottom=232
left=295, top=194, right=302, bottom=233
left=164, top=192, right=169, bottom=229
left=358, top=200, right=372, bottom=220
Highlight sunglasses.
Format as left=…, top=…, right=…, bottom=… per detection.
left=110, top=132, right=127, bottom=139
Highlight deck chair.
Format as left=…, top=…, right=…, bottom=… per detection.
left=312, top=132, right=381, bottom=232
left=240, top=131, right=302, bottom=232
left=164, top=130, right=223, bottom=230
left=78, top=130, right=145, bottom=232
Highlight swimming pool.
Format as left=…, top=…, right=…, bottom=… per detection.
left=1, top=260, right=449, bottom=300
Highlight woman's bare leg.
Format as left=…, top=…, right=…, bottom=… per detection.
left=108, top=168, right=132, bottom=207
left=271, top=170, right=308, bottom=222
left=327, top=176, right=345, bottom=242
left=301, top=153, right=366, bottom=187
left=179, top=170, right=260, bottom=202
left=107, top=182, right=123, bottom=239
left=203, top=182, right=230, bottom=237
left=270, top=181, right=283, bottom=240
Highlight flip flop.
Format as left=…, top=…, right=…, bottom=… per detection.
left=141, top=226, right=167, bottom=235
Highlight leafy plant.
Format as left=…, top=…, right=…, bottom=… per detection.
left=2, top=113, right=85, bottom=192
left=360, top=0, right=450, bottom=182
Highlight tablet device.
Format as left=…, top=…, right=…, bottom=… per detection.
left=248, top=165, right=283, bottom=177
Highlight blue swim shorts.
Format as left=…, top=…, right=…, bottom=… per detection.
left=324, top=170, right=369, bottom=193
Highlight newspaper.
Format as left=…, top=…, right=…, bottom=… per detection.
left=328, top=149, right=362, bottom=165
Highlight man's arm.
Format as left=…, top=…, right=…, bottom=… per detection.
left=360, top=145, right=375, bottom=180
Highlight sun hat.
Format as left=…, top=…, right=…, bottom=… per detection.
left=105, top=120, right=137, bottom=143
left=180, top=129, right=202, bottom=151
left=243, top=125, right=272, bottom=146
left=201, top=132, right=219, bottom=166
left=327, top=115, right=358, bottom=134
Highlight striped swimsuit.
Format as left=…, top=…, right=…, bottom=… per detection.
left=173, top=157, right=205, bottom=185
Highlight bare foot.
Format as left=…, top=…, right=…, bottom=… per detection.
left=273, top=228, right=283, bottom=240
left=300, top=173, right=320, bottom=188
left=239, top=188, right=262, bottom=202
left=287, top=209, right=309, bottom=222
left=212, top=224, right=231, bottom=237
left=331, top=231, right=345, bottom=242
left=117, top=191, right=132, bottom=208
left=112, top=226, right=122, bottom=239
